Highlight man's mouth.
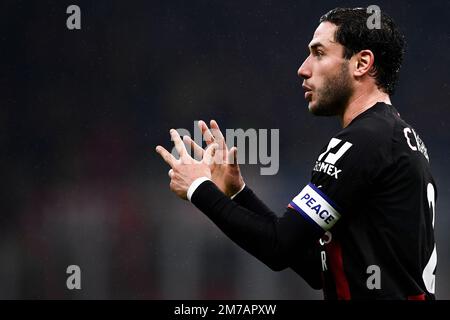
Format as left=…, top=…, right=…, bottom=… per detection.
left=302, top=84, right=313, bottom=100
left=305, top=91, right=312, bottom=100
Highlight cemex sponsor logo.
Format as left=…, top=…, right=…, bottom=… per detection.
left=313, top=138, right=352, bottom=179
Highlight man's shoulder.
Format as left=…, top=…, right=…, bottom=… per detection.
left=332, top=102, right=431, bottom=165
left=335, top=103, right=401, bottom=147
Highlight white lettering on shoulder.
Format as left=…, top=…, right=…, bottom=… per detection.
left=403, top=127, right=429, bottom=161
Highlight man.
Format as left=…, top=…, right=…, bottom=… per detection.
left=156, top=7, right=437, bottom=300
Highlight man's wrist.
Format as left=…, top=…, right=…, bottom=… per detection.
left=187, top=177, right=211, bottom=202
left=187, top=178, right=246, bottom=202
left=230, top=183, right=246, bottom=199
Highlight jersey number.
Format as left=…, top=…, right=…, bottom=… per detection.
left=422, top=183, right=437, bottom=294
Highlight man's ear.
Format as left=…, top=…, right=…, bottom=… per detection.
left=354, top=50, right=375, bottom=77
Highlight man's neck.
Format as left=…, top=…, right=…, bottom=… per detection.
left=340, top=88, right=391, bottom=128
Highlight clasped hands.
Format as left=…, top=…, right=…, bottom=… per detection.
left=156, top=120, right=245, bottom=200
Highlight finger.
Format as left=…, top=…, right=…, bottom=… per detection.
left=156, top=145, right=175, bottom=167
left=203, top=143, right=218, bottom=165
left=183, top=135, right=204, bottom=159
left=168, top=169, right=174, bottom=178
left=210, top=119, right=225, bottom=143
left=170, top=129, right=188, bottom=159
left=198, top=120, right=215, bottom=145
left=228, top=147, right=239, bottom=166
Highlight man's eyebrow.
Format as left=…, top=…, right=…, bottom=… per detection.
left=308, top=42, right=325, bottom=50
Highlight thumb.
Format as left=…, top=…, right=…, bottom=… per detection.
left=203, top=143, right=218, bottom=165
left=228, top=147, right=239, bottom=166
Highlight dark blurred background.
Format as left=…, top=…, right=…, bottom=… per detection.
left=2, top=0, right=449, bottom=299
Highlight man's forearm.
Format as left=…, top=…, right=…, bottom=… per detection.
left=232, top=186, right=274, bottom=218
left=190, top=180, right=322, bottom=271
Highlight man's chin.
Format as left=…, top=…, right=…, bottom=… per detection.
left=307, top=102, right=322, bottom=115
left=307, top=102, right=336, bottom=117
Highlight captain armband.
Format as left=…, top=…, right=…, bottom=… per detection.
left=288, top=183, right=341, bottom=232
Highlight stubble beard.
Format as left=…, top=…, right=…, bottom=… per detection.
left=309, top=60, right=353, bottom=117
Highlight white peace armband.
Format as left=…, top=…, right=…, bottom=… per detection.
left=288, top=183, right=341, bottom=231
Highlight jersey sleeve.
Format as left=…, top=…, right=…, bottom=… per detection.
left=190, top=180, right=324, bottom=289
left=288, top=125, right=392, bottom=232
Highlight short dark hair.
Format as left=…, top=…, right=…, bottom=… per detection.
left=320, top=7, right=405, bottom=95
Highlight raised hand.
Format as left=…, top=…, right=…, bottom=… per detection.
left=156, top=129, right=218, bottom=200
left=183, top=120, right=245, bottom=197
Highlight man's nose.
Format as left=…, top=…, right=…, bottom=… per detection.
left=297, top=56, right=311, bottom=79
